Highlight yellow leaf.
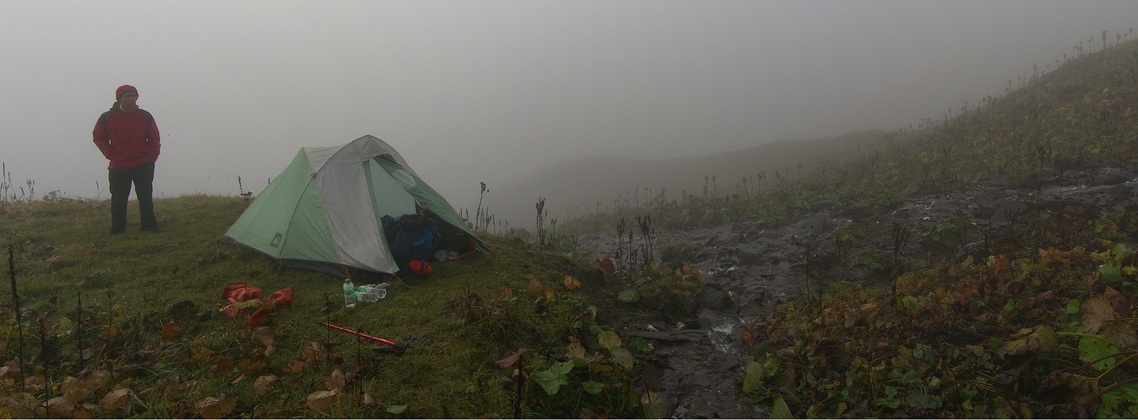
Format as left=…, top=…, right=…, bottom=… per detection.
left=999, top=325, right=1058, bottom=357
left=306, top=389, right=339, bottom=411
left=566, top=337, right=589, bottom=362
left=99, top=388, right=132, bottom=412
left=562, top=275, right=581, bottom=291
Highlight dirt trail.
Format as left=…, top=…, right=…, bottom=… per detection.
left=576, top=167, right=1138, bottom=418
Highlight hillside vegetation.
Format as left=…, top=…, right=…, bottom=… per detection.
left=563, top=36, right=1138, bottom=417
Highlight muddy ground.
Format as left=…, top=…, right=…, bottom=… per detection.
left=575, top=167, right=1138, bottom=418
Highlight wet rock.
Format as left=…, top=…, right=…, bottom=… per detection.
left=701, top=285, right=732, bottom=309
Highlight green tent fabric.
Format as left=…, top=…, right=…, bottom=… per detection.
left=224, top=135, right=489, bottom=276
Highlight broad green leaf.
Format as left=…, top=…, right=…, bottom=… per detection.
left=386, top=404, right=407, bottom=414
left=597, top=330, right=622, bottom=351
left=900, top=296, right=920, bottom=311
left=1078, top=335, right=1119, bottom=371
left=772, top=395, right=794, bottom=419
left=1098, top=383, right=1138, bottom=418
left=609, top=347, right=634, bottom=369
left=617, top=290, right=639, bottom=303
left=1111, top=242, right=1128, bottom=259
left=1065, top=299, right=1080, bottom=315
left=644, top=400, right=670, bottom=418
left=581, top=380, right=604, bottom=395
left=1100, top=261, right=1122, bottom=283
left=533, top=361, right=573, bottom=395
left=904, top=391, right=942, bottom=409
left=742, top=360, right=763, bottom=394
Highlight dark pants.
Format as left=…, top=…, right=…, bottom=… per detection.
left=108, top=162, right=158, bottom=233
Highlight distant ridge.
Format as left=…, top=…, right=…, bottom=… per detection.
left=484, top=130, right=888, bottom=228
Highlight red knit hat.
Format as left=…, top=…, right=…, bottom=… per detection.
left=115, top=84, right=138, bottom=100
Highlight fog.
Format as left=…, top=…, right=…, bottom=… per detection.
left=2, top=1, right=1135, bottom=220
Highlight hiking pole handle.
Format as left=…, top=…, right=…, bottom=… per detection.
left=318, top=321, right=396, bottom=346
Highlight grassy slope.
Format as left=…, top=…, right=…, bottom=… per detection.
left=1, top=195, right=651, bottom=418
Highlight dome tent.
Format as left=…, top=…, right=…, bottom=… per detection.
left=224, top=135, right=489, bottom=276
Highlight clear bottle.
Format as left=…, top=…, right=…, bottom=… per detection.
left=357, top=283, right=388, bottom=303
left=343, top=278, right=357, bottom=309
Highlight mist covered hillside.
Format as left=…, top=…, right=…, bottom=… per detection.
left=483, top=130, right=888, bottom=230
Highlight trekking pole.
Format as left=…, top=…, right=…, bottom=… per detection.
left=317, top=321, right=402, bottom=349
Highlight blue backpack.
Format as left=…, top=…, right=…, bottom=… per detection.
left=383, top=213, right=437, bottom=265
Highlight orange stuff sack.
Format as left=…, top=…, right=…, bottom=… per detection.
left=407, top=259, right=434, bottom=276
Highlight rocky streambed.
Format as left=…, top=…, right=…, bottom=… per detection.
left=575, top=167, right=1138, bottom=418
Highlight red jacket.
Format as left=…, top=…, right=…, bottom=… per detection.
left=93, top=103, right=161, bottom=170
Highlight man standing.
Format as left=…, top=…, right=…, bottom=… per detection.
left=93, top=84, right=161, bottom=235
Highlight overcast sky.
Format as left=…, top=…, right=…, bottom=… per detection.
left=2, top=1, right=1136, bottom=211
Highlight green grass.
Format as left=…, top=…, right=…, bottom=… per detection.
left=0, top=195, right=678, bottom=418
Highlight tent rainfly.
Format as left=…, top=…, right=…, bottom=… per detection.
left=223, top=135, right=489, bottom=276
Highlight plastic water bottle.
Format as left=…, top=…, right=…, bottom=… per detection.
left=357, top=283, right=388, bottom=303
left=343, top=278, right=357, bottom=309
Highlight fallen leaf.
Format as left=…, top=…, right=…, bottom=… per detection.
left=323, top=369, right=346, bottom=391
left=282, top=360, right=306, bottom=374
left=302, top=342, right=326, bottom=363
left=1081, top=294, right=1116, bottom=334
left=42, top=396, right=76, bottom=417
left=495, top=348, right=526, bottom=369
left=237, top=357, right=268, bottom=373
left=59, top=376, right=95, bottom=404
left=999, top=325, right=1058, bottom=358
left=306, top=389, right=339, bottom=411
left=194, top=396, right=237, bottom=419
left=99, top=388, right=132, bottom=412
left=253, top=375, right=277, bottom=396
left=526, top=277, right=542, bottom=295
left=210, top=357, right=234, bottom=375
left=161, top=320, right=183, bottom=342
left=191, top=346, right=217, bottom=364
